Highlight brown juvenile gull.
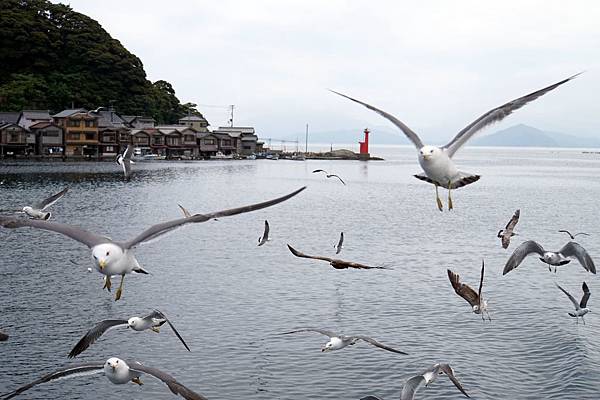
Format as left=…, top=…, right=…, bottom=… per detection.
left=312, top=169, right=346, bottom=185
left=497, top=209, right=520, bottom=249
left=558, top=230, right=590, bottom=240
left=287, top=244, right=386, bottom=270
left=21, top=187, right=69, bottom=220
left=448, top=260, right=491, bottom=321
left=116, top=145, right=134, bottom=181
left=280, top=328, right=407, bottom=354
left=556, top=282, right=591, bottom=324
left=0, top=357, right=207, bottom=400
left=331, top=74, right=579, bottom=211
left=257, top=220, right=270, bottom=246
left=503, top=240, right=596, bottom=275
left=68, top=310, right=189, bottom=358
left=0, top=187, right=306, bottom=301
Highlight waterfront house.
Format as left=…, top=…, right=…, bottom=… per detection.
left=212, top=126, right=258, bottom=156
left=18, top=110, right=63, bottom=156
left=155, top=125, right=198, bottom=158
left=0, top=112, right=20, bottom=125
left=92, top=109, right=130, bottom=158
left=212, top=132, right=236, bottom=155
left=0, top=122, right=29, bottom=157
left=198, top=132, right=219, bottom=158
left=53, top=109, right=99, bottom=158
left=122, top=115, right=156, bottom=129
left=178, top=114, right=209, bottom=132
left=130, top=128, right=153, bottom=156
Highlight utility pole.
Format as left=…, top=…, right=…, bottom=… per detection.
left=305, top=123, right=308, bottom=153
left=229, top=105, right=235, bottom=127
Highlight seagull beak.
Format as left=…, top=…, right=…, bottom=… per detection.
left=422, top=154, right=431, bottom=160
left=98, top=259, right=107, bottom=270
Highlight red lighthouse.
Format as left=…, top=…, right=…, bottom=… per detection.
left=359, top=128, right=370, bottom=160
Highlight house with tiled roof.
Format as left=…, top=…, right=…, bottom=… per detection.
left=53, top=109, right=99, bottom=158
left=17, top=110, right=63, bottom=156
left=0, top=122, right=30, bottom=157
left=122, top=115, right=155, bottom=129
left=212, top=126, right=258, bottom=155
left=178, top=114, right=209, bottom=132
left=90, top=109, right=130, bottom=158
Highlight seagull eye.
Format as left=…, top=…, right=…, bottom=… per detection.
left=106, top=251, right=110, bottom=256
left=429, top=149, right=433, bottom=153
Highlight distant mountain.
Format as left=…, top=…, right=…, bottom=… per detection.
left=472, top=124, right=600, bottom=148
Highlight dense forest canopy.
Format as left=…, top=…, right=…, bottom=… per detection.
left=0, top=0, right=201, bottom=123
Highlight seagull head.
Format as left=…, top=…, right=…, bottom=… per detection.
left=92, top=243, right=122, bottom=272
left=104, top=357, right=126, bottom=373
left=22, top=206, right=32, bottom=213
left=321, top=341, right=334, bottom=352
left=127, top=317, right=143, bottom=330
left=419, top=146, right=440, bottom=161
left=472, top=304, right=480, bottom=313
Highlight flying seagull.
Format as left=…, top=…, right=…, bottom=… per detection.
left=280, top=328, right=407, bottom=354
left=68, top=310, right=189, bottom=358
left=448, top=260, right=491, bottom=321
left=497, top=209, right=520, bottom=249
left=312, top=169, right=346, bottom=185
left=503, top=240, right=596, bottom=275
left=400, top=363, right=470, bottom=400
left=335, top=232, right=344, bottom=254
left=21, top=187, right=69, bottom=220
left=331, top=74, right=579, bottom=211
left=556, top=282, right=591, bottom=324
left=0, top=330, right=7, bottom=341
left=559, top=230, right=590, bottom=240
left=287, top=244, right=386, bottom=270
left=116, top=145, right=134, bottom=180
left=0, top=357, right=207, bottom=400
left=0, top=187, right=306, bottom=300
left=258, top=220, right=270, bottom=246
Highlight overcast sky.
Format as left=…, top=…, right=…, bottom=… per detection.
left=57, top=1, right=600, bottom=141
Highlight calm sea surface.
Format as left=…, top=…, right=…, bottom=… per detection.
left=0, top=146, right=599, bottom=399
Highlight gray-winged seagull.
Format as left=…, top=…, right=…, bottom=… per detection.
left=68, top=309, right=189, bottom=358
left=116, top=145, right=134, bottom=180
left=280, top=328, right=407, bottom=354
left=448, top=260, right=491, bottom=321
left=312, top=169, right=346, bottom=185
left=21, top=187, right=69, bottom=220
left=0, top=357, right=207, bottom=399
left=497, top=209, right=520, bottom=249
left=558, top=230, right=590, bottom=240
left=331, top=74, right=579, bottom=211
left=556, top=282, right=591, bottom=324
left=0, top=187, right=306, bottom=300
left=503, top=240, right=596, bottom=275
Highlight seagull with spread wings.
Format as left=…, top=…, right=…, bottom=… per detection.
left=68, top=310, right=189, bottom=358
left=280, top=328, right=407, bottom=354
left=287, top=244, right=386, bottom=270
left=20, top=187, right=69, bottom=220
left=0, top=187, right=305, bottom=300
left=331, top=74, right=579, bottom=211
left=558, top=230, right=590, bottom=240
left=503, top=240, right=596, bottom=275
left=556, top=282, right=591, bottom=324
left=312, top=169, right=346, bottom=185
left=448, top=261, right=491, bottom=321
left=0, top=357, right=207, bottom=400
left=257, top=220, right=270, bottom=246
left=116, top=145, right=134, bottom=181
left=497, top=209, right=520, bottom=249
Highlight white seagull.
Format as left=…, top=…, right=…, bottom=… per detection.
left=312, top=169, right=346, bottom=185
left=558, top=230, right=590, bottom=240
left=257, top=220, right=270, bottom=246
left=21, top=187, right=69, bottom=220
left=556, top=282, right=591, bottom=324
left=448, top=260, right=491, bottom=321
left=334, top=231, right=344, bottom=254
left=0, top=357, right=207, bottom=400
left=280, top=328, right=407, bottom=354
left=116, top=145, right=135, bottom=180
left=331, top=74, right=579, bottom=211
left=68, top=310, right=190, bottom=358
left=503, top=240, right=596, bottom=275
left=0, top=187, right=306, bottom=300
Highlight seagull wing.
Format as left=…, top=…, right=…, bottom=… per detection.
left=439, top=364, right=471, bottom=398
left=123, top=145, right=134, bottom=161
left=0, top=362, right=105, bottom=399
left=443, top=74, right=580, bottom=158
left=502, top=209, right=520, bottom=248
left=121, top=187, right=306, bottom=249
left=336, top=232, right=344, bottom=254
left=0, top=217, right=112, bottom=248
left=128, top=361, right=208, bottom=400
left=279, top=328, right=337, bottom=337
left=354, top=335, right=408, bottom=354
left=447, top=269, right=479, bottom=308
left=559, top=242, right=596, bottom=273
left=556, top=283, right=580, bottom=310
left=263, top=220, right=269, bottom=240
left=329, top=174, right=346, bottom=185
left=329, top=90, right=424, bottom=149
left=68, top=319, right=128, bottom=358
left=360, top=396, right=383, bottom=400
left=580, top=282, right=591, bottom=308
left=148, top=310, right=191, bottom=352
left=400, top=375, right=426, bottom=400
left=478, top=260, right=485, bottom=301
left=573, top=232, right=590, bottom=238
left=503, top=240, right=546, bottom=275
left=312, top=169, right=327, bottom=174
left=178, top=204, right=192, bottom=218
left=558, top=230, right=575, bottom=240
left=287, top=244, right=334, bottom=263
left=34, top=187, right=69, bottom=210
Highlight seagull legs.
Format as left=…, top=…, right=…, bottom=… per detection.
left=131, top=377, right=143, bottom=385
left=435, top=185, right=443, bottom=212
left=103, top=276, right=112, bottom=292
left=115, top=275, right=125, bottom=301
left=151, top=326, right=161, bottom=333
left=447, top=180, right=453, bottom=210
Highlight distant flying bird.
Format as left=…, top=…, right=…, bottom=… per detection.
left=258, top=220, right=270, bottom=246
left=0, top=187, right=306, bottom=301
left=287, top=244, right=386, bottom=270
left=89, top=106, right=106, bottom=114
left=21, top=187, right=69, bottom=220
left=331, top=74, right=579, bottom=211
left=68, top=310, right=189, bottom=358
left=559, top=230, right=590, bottom=240
left=0, top=357, right=207, bottom=400
left=280, top=328, right=407, bottom=354
left=312, top=169, right=346, bottom=185
left=334, top=232, right=344, bottom=254
left=503, top=240, right=596, bottom=275
left=116, top=145, right=134, bottom=180
left=0, top=330, right=8, bottom=342
left=556, top=282, right=591, bottom=324
left=497, top=209, right=520, bottom=249
left=448, top=261, right=491, bottom=321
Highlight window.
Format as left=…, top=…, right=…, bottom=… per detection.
left=67, top=133, right=80, bottom=141
left=153, top=137, right=164, bottom=145
left=102, top=135, right=115, bottom=142
left=243, top=145, right=252, bottom=150
left=9, top=133, right=21, bottom=142
left=43, top=131, right=59, bottom=137
left=204, top=139, right=216, bottom=145
left=184, top=135, right=195, bottom=142
left=221, top=139, right=232, bottom=146
left=105, top=146, right=114, bottom=152
left=67, top=119, right=80, bottom=127
left=135, top=137, right=149, bottom=145
left=85, top=132, right=95, bottom=140
left=84, top=120, right=96, bottom=127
